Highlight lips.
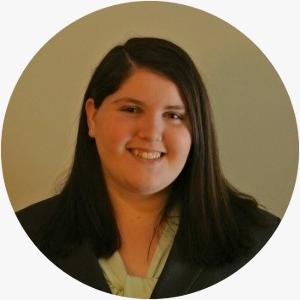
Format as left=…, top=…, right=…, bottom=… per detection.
left=127, top=147, right=166, bottom=161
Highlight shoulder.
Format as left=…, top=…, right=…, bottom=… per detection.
left=230, top=205, right=281, bottom=263
left=16, top=195, right=61, bottom=239
left=188, top=208, right=281, bottom=293
left=245, top=208, right=280, bottom=255
left=230, top=194, right=280, bottom=246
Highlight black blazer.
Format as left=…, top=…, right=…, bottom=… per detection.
left=16, top=197, right=280, bottom=298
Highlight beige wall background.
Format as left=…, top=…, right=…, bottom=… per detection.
left=1, top=2, right=298, bottom=217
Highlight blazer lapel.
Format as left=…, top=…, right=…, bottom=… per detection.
left=151, top=233, right=204, bottom=298
left=54, top=240, right=112, bottom=294
left=53, top=235, right=204, bottom=298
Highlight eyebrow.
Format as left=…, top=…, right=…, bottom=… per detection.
left=112, top=97, right=185, bottom=110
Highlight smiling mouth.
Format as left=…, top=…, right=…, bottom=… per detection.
left=128, top=149, right=165, bottom=160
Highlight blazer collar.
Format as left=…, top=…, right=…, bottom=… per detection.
left=55, top=235, right=203, bottom=298
left=54, top=240, right=111, bottom=293
left=150, top=232, right=203, bottom=298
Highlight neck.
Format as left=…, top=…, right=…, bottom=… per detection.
left=106, top=184, right=171, bottom=228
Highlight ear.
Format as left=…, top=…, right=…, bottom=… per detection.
left=85, top=98, right=97, bottom=138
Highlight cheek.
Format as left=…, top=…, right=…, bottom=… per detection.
left=167, top=128, right=192, bottom=162
left=95, top=117, right=133, bottom=154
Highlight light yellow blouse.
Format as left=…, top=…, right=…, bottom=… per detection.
left=98, top=208, right=180, bottom=299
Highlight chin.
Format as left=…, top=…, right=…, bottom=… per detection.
left=127, top=182, right=170, bottom=196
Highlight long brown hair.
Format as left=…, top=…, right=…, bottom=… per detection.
left=37, top=37, right=265, bottom=265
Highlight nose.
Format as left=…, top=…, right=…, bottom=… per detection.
left=136, top=113, right=164, bottom=142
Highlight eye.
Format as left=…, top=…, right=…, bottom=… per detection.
left=164, top=112, right=184, bottom=120
left=119, top=105, right=141, bottom=113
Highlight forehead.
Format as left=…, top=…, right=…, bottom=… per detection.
left=105, top=68, right=185, bottom=106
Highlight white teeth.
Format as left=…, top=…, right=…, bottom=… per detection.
left=131, top=149, right=162, bottom=160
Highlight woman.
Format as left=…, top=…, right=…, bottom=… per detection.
left=17, top=37, right=280, bottom=298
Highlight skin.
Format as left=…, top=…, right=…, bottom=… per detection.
left=85, top=68, right=192, bottom=276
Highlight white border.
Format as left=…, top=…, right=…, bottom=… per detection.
left=1, top=1, right=299, bottom=299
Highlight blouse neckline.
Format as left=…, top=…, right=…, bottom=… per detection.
left=98, top=205, right=180, bottom=298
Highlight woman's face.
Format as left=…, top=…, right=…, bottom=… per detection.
left=86, top=68, right=192, bottom=197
